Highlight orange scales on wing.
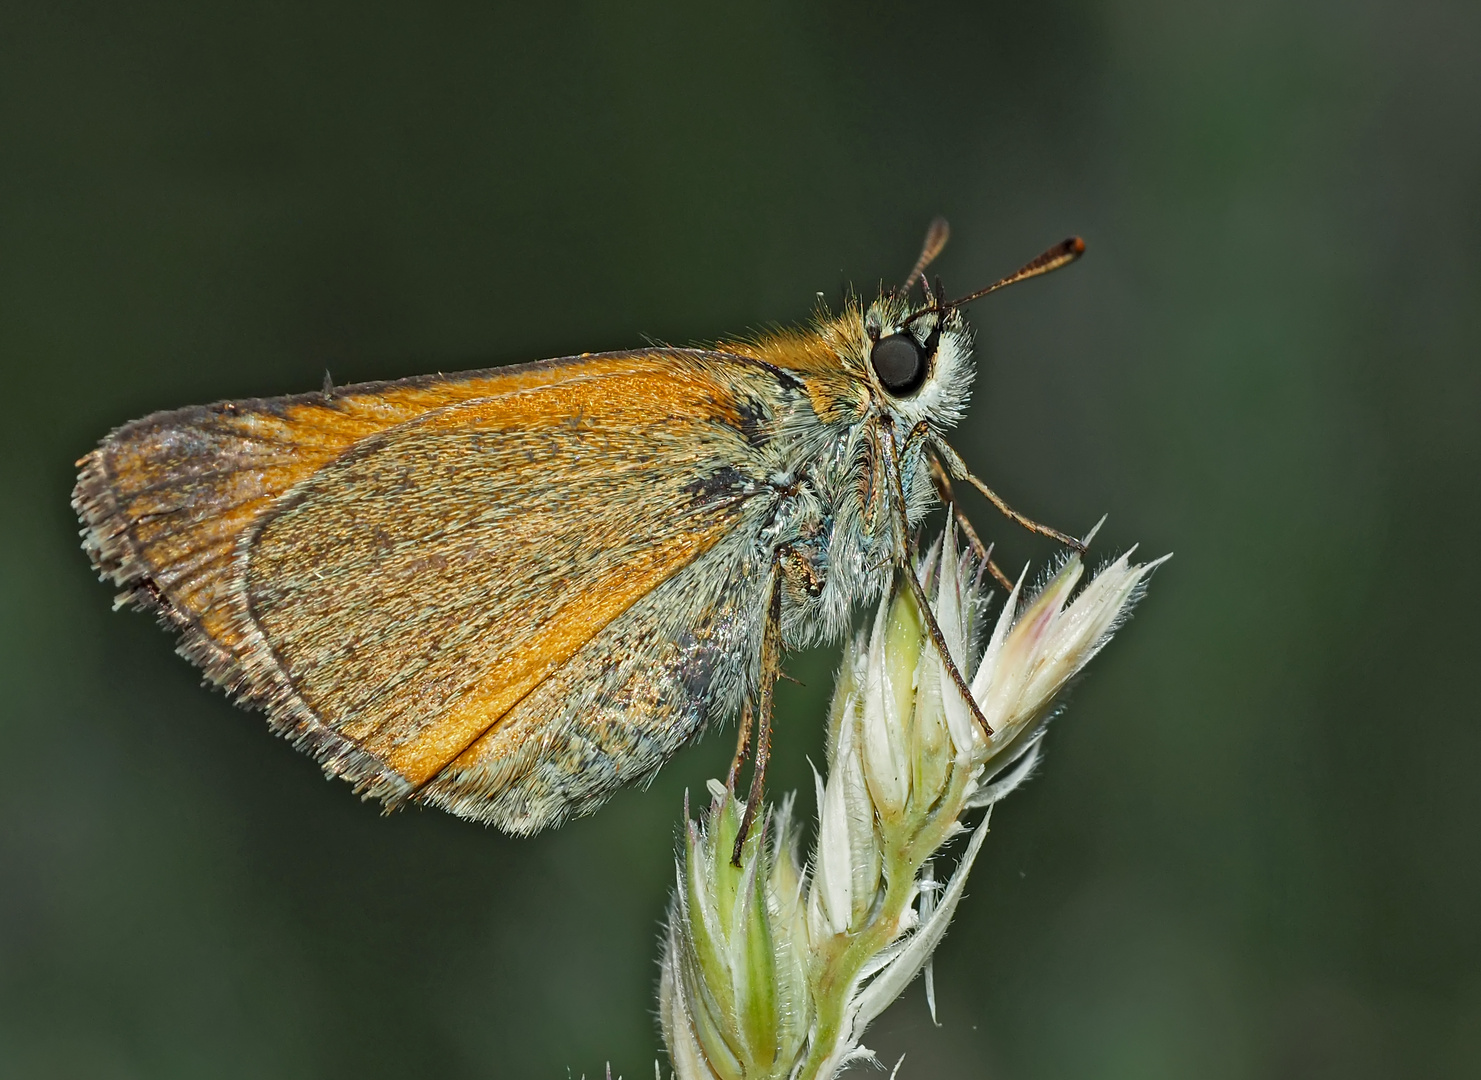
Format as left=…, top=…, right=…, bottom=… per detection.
left=78, top=350, right=770, bottom=799
left=239, top=358, right=764, bottom=792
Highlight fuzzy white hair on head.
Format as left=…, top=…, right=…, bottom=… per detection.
left=862, top=299, right=976, bottom=432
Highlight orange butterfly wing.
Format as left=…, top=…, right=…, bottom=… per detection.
left=75, top=350, right=792, bottom=824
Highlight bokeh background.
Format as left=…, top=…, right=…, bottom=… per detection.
left=3, top=2, right=1478, bottom=1077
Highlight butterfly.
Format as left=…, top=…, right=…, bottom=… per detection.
left=73, top=219, right=1085, bottom=850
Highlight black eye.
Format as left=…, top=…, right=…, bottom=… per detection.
left=870, top=333, right=929, bottom=396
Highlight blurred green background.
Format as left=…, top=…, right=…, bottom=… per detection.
left=3, top=1, right=1478, bottom=1077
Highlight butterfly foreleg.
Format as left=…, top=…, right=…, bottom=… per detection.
left=930, top=437, right=1087, bottom=552
left=876, top=417, right=1003, bottom=742
left=927, top=454, right=1015, bottom=593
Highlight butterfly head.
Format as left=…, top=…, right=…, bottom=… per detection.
left=859, top=293, right=975, bottom=433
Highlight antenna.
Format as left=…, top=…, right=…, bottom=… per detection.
left=902, top=236, right=1086, bottom=327
left=902, top=217, right=951, bottom=296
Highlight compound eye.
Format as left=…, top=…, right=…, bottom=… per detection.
left=870, top=333, right=929, bottom=396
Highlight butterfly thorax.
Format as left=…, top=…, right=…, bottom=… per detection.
left=717, top=296, right=976, bottom=650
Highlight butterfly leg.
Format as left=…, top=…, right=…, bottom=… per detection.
left=899, top=419, right=1015, bottom=594
left=927, top=454, right=1015, bottom=593
left=931, top=437, right=1087, bottom=553
left=731, top=547, right=789, bottom=866
left=877, top=418, right=1001, bottom=741
left=731, top=537, right=827, bottom=866
left=726, top=701, right=754, bottom=792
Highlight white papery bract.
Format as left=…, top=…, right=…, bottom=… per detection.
left=661, top=524, right=1167, bottom=1079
